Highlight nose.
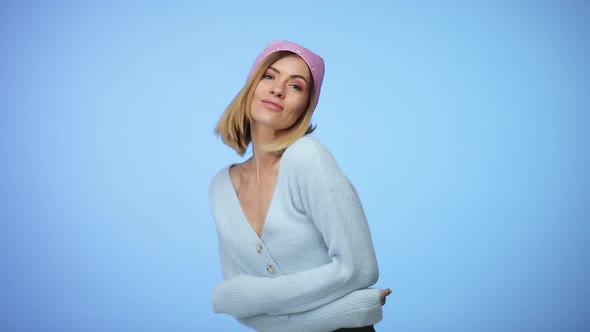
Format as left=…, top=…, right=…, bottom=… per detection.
left=270, top=82, right=284, bottom=98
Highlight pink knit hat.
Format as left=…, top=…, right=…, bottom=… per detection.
left=247, top=40, right=325, bottom=109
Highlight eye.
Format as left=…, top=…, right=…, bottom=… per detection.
left=262, top=74, right=273, bottom=80
left=289, top=83, right=303, bottom=91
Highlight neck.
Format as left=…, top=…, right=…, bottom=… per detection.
left=250, top=122, right=282, bottom=177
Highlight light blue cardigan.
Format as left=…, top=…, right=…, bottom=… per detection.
left=209, top=136, right=383, bottom=332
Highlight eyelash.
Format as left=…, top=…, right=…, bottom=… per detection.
left=263, top=74, right=303, bottom=91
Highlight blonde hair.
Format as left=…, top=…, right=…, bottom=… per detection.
left=215, top=51, right=317, bottom=156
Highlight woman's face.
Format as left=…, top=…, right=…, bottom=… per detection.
left=250, top=55, right=311, bottom=132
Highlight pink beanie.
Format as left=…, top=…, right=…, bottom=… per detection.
left=247, top=40, right=325, bottom=109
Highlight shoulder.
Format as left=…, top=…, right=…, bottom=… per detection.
left=282, top=135, right=340, bottom=177
left=287, top=135, right=328, bottom=152
left=209, top=164, right=231, bottom=199
left=283, top=135, right=334, bottom=165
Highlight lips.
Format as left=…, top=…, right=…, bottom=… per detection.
left=261, top=99, right=284, bottom=111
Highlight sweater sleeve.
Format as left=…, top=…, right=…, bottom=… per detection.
left=239, top=288, right=383, bottom=332
left=212, top=137, right=380, bottom=318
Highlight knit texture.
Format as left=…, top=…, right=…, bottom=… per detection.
left=209, top=135, right=382, bottom=332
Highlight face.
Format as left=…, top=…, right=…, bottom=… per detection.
left=249, top=55, right=311, bottom=132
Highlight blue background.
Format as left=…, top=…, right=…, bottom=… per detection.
left=1, top=0, right=589, bottom=331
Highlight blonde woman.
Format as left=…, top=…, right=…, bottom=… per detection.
left=210, top=40, right=391, bottom=332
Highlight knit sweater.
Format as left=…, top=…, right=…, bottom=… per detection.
left=209, top=136, right=383, bottom=332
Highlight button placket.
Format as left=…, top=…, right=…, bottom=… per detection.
left=254, top=241, right=277, bottom=275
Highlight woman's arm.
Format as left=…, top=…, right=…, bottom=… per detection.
left=239, top=288, right=383, bottom=332
left=212, top=137, right=380, bottom=318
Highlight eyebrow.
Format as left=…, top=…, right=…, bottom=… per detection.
left=268, top=66, right=309, bottom=85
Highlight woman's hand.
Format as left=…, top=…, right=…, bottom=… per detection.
left=380, top=288, right=392, bottom=305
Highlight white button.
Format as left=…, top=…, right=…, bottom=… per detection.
left=256, top=244, right=263, bottom=254
left=266, top=264, right=275, bottom=274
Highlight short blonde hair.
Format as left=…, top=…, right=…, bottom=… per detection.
left=215, top=51, right=316, bottom=156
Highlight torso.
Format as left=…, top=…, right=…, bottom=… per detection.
left=229, top=159, right=280, bottom=237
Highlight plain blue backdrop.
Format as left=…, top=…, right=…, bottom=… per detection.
left=1, top=0, right=588, bottom=331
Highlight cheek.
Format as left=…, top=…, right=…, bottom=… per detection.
left=285, top=103, right=308, bottom=127
left=285, top=102, right=306, bottom=123
left=294, top=102, right=307, bottom=118
left=253, top=82, right=265, bottom=96
left=292, top=93, right=310, bottom=115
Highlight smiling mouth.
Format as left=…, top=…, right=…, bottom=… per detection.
left=261, top=100, right=284, bottom=111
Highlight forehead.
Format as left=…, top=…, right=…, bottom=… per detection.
left=268, top=55, right=311, bottom=81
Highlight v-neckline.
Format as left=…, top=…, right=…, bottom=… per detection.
left=227, top=161, right=283, bottom=239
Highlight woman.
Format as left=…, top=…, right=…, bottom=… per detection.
left=209, top=40, right=391, bottom=332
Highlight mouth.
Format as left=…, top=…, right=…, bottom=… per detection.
left=261, top=99, right=284, bottom=111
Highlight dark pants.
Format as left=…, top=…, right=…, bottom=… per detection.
left=333, top=326, right=375, bottom=332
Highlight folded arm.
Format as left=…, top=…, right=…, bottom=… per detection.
left=239, top=288, right=383, bottom=332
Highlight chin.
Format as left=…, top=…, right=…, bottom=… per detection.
left=251, top=118, right=292, bottom=132
left=255, top=122, right=287, bottom=131
left=251, top=114, right=279, bottom=128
